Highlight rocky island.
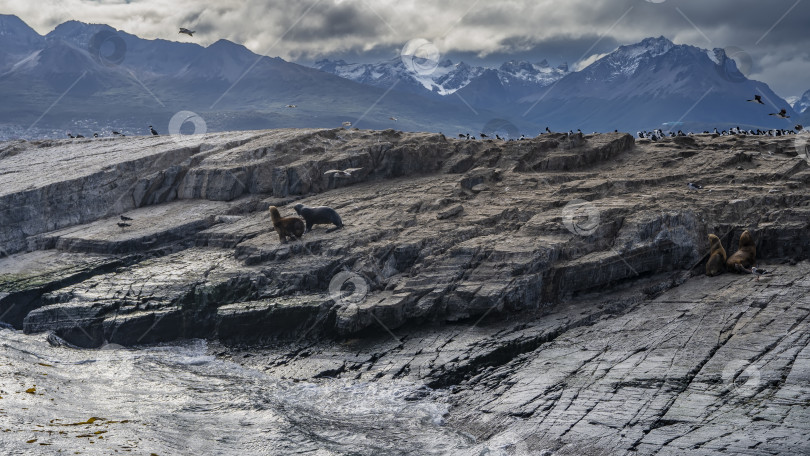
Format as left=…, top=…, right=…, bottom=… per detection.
left=1, top=128, right=809, bottom=454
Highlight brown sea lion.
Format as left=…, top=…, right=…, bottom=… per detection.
left=726, top=230, right=756, bottom=273
left=706, top=233, right=727, bottom=277
left=268, top=206, right=305, bottom=243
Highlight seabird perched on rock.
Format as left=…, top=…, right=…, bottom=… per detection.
left=795, top=124, right=803, bottom=131
left=93, top=133, right=99, bottom=138
left=179, top=28, right=195, bottom=37
left=149, top=125, right=159, bottom=135
left=112, top=131, right=122, bottom=136
left=67, top=133, right=75, bottom=138
left=687, top=182, right=702, bottom=191
left=545, top=127, right=551, bottom=133
left=342, top=121, right=352, bottom=127
left=747, top=95, right=765, bottom=104
left=120, top=215, right=133, bottom=221
left=324, top=167, right=363, bottom=178
left=769, top=109, right=790, bottom=119
left=480, top=133, right=488, bottom=138
left=117, top=222, right=131, bottom=228
left=75, top=134, right=85, bottom=138
left=458, top=133, right=465, bottom=138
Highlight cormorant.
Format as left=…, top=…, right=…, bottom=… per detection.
left=149, top=125, right=159, bottom=135
left=747, top=95, right=765, bottom=104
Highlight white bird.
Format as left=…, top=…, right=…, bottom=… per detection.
left=342, top=121, right=352, bottom=127
left=389, top=116, right=398, bottom=121
left=324, top=167, right=363, bottom=178
left=286, top=104, right=297, bottom=108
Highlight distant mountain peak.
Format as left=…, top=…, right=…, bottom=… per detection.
left=614, top=35, right=675, bottom=59
left=794, top=88, right=810, bottom=114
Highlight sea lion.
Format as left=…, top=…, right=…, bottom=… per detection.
left=706, top=233, right=727, bottom=277
left=293, top=203, right=343, bottom=233
left=726, top=230, right=756, bottom=273
left=268, top=206, right=305, bottom=243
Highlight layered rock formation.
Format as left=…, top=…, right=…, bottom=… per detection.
left=1, top=128, right=809, bottom=454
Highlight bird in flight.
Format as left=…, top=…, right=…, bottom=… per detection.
left=769, top=109, right=790, bottom=119
left=746, top=94, right=764, bottom=104
left=179, top=28, right=195, bottom=37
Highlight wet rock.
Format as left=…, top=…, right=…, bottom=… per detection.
left=1, top=129, right=810, bottom=452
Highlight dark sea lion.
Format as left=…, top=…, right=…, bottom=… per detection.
left=726, top=230, right=756, bottom=273
left=706, top=233, right=727, bottom=277
left=268, top=206, right=305, bottom=243
left=293, top=203, right=343, bottom=233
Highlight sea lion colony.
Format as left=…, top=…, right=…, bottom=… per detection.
left=272, top=202, right=757, bottom=277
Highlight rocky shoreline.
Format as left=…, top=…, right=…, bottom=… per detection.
left=1, top=128, right=809, bottom=454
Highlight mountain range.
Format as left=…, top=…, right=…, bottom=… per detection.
left=0, top=14, right=806, bottom=140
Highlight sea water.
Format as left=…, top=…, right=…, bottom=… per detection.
left=0, top=328, right=488, bottom=455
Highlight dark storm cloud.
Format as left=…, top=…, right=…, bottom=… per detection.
left=4, top=0, right=810, bottom=96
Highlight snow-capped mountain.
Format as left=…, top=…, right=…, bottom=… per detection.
left=313, top=57, right=568, bottom=97
left=0, top=15, right=499, bottom=139
left=516, top=36, right=796, bottom=131
left=0, top=14, right=800, bottom=138
left=793, top=89, right=810, bottom=114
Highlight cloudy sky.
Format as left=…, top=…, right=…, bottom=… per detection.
left=5, top=0, right=810, bottom=98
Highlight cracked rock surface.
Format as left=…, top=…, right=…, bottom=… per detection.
left=1, top=127, right=809, bottom=454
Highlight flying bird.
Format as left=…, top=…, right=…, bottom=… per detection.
left=179, top=28, right=195, bottom=37
left=286, top=104, right=297, bottom=108
left=120, top=215, right=133, bottom=221
left=389, top=116, right=397, bottom=121
left=117, top=222, right=131, bottom=228
left=769, top=109, right=790, bottom=119
left=149, top=125, right=159, bottom=135
left=747, top=95, right=764, bottom=104
left=324, top=167, right=363, bottom=178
